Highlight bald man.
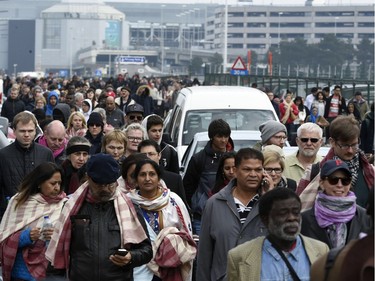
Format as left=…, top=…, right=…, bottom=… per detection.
left=105, top=96, right=125, bottom=129
left=38, top=120, right=68, bottom=165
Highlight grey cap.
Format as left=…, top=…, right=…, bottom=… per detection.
left=259, top=120, right=287, bottom=144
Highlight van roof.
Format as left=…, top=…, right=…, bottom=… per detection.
left=178, top=86, right=270, bottom=110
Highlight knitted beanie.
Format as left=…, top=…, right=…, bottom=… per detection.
left=259, top=120, right=287, bottom=144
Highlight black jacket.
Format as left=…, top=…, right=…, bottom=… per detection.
left=360, top=111, right=374, bottom=153
left=69, top=200, right=152, bottom=281
left=160, top=142, right=180, bottom=174
left=0, top=98, right=25, bottom=123
left=162, top=169, right=188, bottom=210
left=301, top=204, right=372, bottom=249
left=183, top=140, right=224, bottom=213
left=85, top=131, right=103, bottom=155
left=0, top=140, right=54, bottom=217
left=324, top=95, right=347, bottom=118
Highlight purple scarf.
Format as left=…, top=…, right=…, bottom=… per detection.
left=315, top=191, right=357, bottom=227
left=315, top=191, right=357, bottom=247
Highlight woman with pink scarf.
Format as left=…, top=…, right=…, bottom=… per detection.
left=0, top=162, right=67, bottom=281
left=301, top=160, right=371, bottom=249
left=127, top=159, right=196, bottom=281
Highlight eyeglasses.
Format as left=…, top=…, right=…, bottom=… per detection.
left=142, top=152, right=159, bottom=157
left=264, top=168, right=283, bottom=174
left=127, top=136, right=143, bottom=142
left=89, top=124, right=102, bottom=127
left=324, top=176, right=351, bottom=186
left=299, top=138, right=321, bottom=143
left=273, top=135, right=287, bottom=140
left=128, top=115, right=143, bottom=121
left=335, top=141, right=360, bottom=151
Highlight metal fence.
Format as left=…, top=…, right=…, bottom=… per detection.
left=203, top=73, right=374, bottom=104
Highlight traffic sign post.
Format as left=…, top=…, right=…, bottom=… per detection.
left=231, top=56, right=248, bottom=85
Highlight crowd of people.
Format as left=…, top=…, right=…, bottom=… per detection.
left=0, top=73, right=373, bottom=281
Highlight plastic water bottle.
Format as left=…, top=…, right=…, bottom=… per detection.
left=42, top=215, right=53, bottom=247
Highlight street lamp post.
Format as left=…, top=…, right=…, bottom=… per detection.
left=278, top=12, right=283, bottom=53
left=69, top=27, right=73, bottom=78
left=334, top=16, right=339, bottom=36
left=161, top=4, right=166, bottom=74
left=13, top=64, right=17, bottom=78
left=222, top=0, right=228, bottom=73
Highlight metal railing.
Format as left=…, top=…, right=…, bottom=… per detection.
left=203, top=73, right=374, bottom=104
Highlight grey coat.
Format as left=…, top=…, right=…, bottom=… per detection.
left=197, top=179, right=267, bottom=281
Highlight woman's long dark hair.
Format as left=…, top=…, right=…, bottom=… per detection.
left=212, top=151, right=236, bottom=195
left=346, top=101, right=362, bottom=123
left=15, top=162, right=64, bottom=209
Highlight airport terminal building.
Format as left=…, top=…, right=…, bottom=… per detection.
left=0, top=0, right=373, bottom=76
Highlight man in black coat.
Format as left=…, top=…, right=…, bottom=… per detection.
left=1, top=85, right=25, bottom=124
left=0, top=112, right=54, bottom=219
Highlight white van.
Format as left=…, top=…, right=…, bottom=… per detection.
left=163, top=86, right=279, bottom=162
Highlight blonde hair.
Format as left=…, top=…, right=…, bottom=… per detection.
left=35, top=96, right=46, bottom=106
left=66, top=111, right=87, bottom=131
left=263, top=150, right=285, bottom=171
left=101, top=129, right=127, bottom=152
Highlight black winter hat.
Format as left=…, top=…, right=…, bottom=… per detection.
left=87, top=112, right=104, bottom=127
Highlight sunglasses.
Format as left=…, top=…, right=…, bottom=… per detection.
left=299, top=138, right=320, bottom=143
left=128, top=115, right=143, bottom=121
left=324, top=176, right=351, bottom=186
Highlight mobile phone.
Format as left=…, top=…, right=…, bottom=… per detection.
left=261, top=178, right=269, bottom=192
left=261, top=178, right=267, bottom=187
left=115, top=249, right=128, bottom=256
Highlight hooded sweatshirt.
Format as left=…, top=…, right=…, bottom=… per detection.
left=45, top=91, right=59, bottom=116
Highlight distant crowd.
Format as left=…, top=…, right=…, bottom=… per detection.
left=0, top=73, right=373, bottom=281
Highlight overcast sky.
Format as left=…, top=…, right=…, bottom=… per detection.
left=108, top=0, right=374, bottom=5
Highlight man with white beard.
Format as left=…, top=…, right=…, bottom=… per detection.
left=283, top=123, right=324, bottom=184
left=227, top=188, right=328, bottom=281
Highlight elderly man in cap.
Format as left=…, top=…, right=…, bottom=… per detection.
left=46, top=153, right=152, bottom=281
left=125, top=103, right=144, bottom=127
left=253, top=120, right=288, bottom=150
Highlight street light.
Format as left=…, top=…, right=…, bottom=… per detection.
left=69, top=27, right=73, bottom=78
left=161, top=4, right=166, bottom=74
left=194, top=8, right=200, bottom=47
left=222, top=0, right=228, bottom=73
left=278, top=12, right=283, bottom=52
left=13, top=64, right=17, bottom=78
left=334, top=16, right=339, bottom=36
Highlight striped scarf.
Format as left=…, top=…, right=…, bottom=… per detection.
left=0, top=193, right=67, bottom=281
left=45, top=181, right=148, bottom=269
left=148, top=227, right=197, bottom=281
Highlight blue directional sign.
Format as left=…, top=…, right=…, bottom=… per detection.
left=95, top=69, right=102, bottom=77
left=230, top=69, right=249, bottom=76
left=117, top=56, right=145, bottom=63
left=59, top=70, right=68, bottom=77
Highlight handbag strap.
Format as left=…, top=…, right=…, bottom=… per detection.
left=267, top=236, right=301, bottom=281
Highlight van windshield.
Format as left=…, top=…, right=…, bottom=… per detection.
left=182, top=109, right=276, bottom=145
